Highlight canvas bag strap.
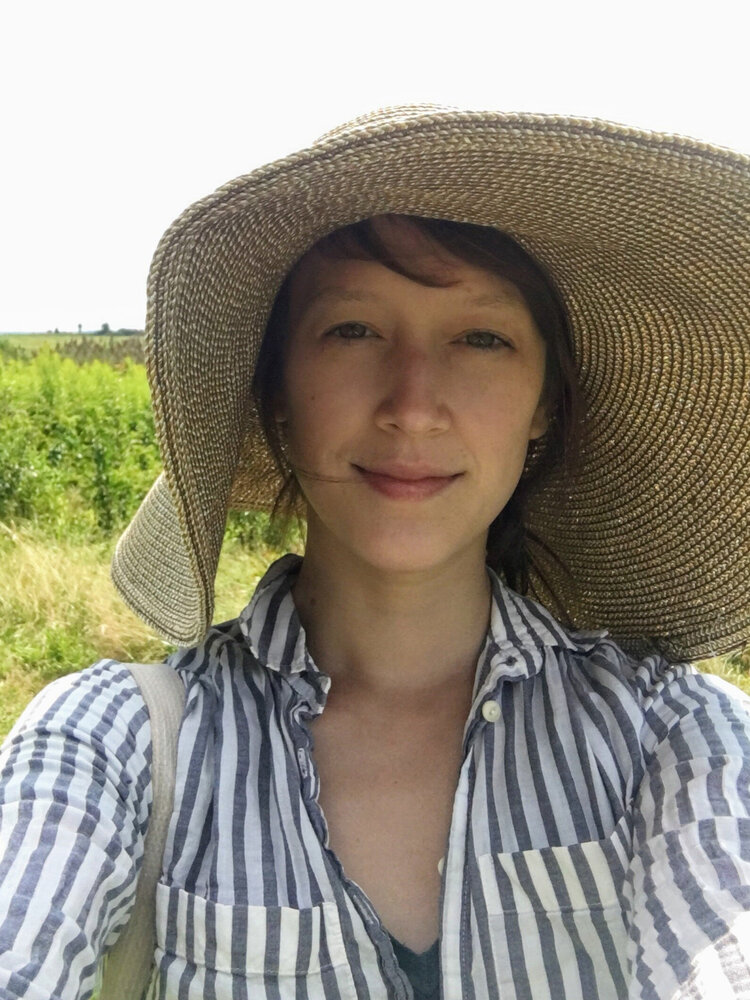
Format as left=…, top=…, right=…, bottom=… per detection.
left=99, top=662, right=186, bottom=1000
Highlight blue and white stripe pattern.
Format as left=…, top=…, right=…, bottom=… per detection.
left=1, top=553, right=749, bottom=998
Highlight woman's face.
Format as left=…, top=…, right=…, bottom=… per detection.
left=278, top=217, right=548, bottom=578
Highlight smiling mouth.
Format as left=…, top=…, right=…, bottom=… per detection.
left=353, top=464, right=462, bottom=500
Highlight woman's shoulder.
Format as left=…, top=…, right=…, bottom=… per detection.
left=515, top=593, right=750, bottom=767
left=502, top=579, right=749, bottom=718
left=3, top=658, right=151, bottom=750
left=0, top=660, right=160, bottom=995
left=1, top=658, right=156, bottom=850
left=543, top=603, right=750, bottom=754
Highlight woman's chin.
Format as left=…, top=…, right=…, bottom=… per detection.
left=302, top=502, right=491, bottom=578
left=339, top=529, right=487, bottom=579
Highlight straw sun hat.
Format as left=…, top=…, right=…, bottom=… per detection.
left=111, top=105, right=749, bottom=661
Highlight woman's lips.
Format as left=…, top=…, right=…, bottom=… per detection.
left=354, top=465, right=461, bottom=500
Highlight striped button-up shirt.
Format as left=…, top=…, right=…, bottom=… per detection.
left=1, top=554, right=749, bottom=999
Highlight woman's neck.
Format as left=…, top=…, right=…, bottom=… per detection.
left=291, top=539, right=491, bottom=700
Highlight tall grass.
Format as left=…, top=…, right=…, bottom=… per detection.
left=0, top=525, right=284, bottom=741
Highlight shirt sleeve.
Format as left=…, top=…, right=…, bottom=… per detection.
left=630, top=662, right=750, bottom=998
left=0, top=661, right=153, bottom=1000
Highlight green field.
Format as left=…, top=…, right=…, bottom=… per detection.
left=1, top=332, right=146, bottom=365
left=1, top=332, right=143, bottom=347
left=2, top=333, right=88, bottom=349
left=0, top=334, right=747, bottom=742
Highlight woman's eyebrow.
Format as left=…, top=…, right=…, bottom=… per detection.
left=303, top=288, right=515, bottom=310
left=304, top=288, right=380, bottom=309
left=467, top=292, right=515, bottom=308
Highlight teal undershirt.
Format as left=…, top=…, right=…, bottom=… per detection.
left=388, top=934, right=440, bottom=1000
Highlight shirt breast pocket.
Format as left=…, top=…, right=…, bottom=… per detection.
left=476, top=822, right=632, bottom=1000
left=152, top=882, right=359, bottom=998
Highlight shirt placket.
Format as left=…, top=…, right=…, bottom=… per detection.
left=440, top=646, right=533, bottom=999
left=289, top=684, right=415, bottom=1000
left=283, top=649, right=530, bottom=1000
left=437, top=748, right=474, bottom=1000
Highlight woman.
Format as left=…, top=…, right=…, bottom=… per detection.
left=0, top=106, right=748, bottom=1000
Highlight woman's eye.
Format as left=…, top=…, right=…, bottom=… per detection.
left=461, top=330, right=510, bottom=350
left=326, top=322, right=374, bottom=340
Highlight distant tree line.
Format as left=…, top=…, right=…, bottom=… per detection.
left=95, top=325, right=143, bottom=337
left=46, top=324, right=144, bottom=336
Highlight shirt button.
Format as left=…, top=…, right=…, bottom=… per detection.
left=482, top=699, right=501, bottom=723
left=437, top=856, right=445, bottom=876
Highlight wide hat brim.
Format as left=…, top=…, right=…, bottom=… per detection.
left=111, top=105, right=750, bottom=660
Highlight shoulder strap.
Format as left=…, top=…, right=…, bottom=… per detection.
left=99, top=662, right=187, bottom=1000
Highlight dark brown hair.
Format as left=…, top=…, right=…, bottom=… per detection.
left=252, top=215, right=584, bottom=596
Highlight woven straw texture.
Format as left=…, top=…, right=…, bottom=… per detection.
left=111, top=106, right=749, bottom=660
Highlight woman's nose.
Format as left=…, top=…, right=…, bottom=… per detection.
left=373, top=346, right=451, bottom=436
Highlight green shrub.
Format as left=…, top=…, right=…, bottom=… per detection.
left=225, top=508, right=304, bottom=552
left=0, top=350, right=160, bottom=538
left=0, top=347, right=302, bottom=550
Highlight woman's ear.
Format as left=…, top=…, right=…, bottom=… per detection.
left=528, top=400, right=548, bottom=441
left=273, top=392, right=288, bottom=428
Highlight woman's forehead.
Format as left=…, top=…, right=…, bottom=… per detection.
left=286, top=251, right=529, bottom=324
left=299, top=216, right=456, bottom=274
left=287, top=216, right=509, bottom=311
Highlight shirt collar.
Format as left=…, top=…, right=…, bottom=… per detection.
left=473, top=570, right=606, bottom=697
left=239, top=554, right=312, bottom=675
left=239, top=553, right=607, bottom=693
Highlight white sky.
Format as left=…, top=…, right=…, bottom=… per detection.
left=2, top=0, right=748, bottom=332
